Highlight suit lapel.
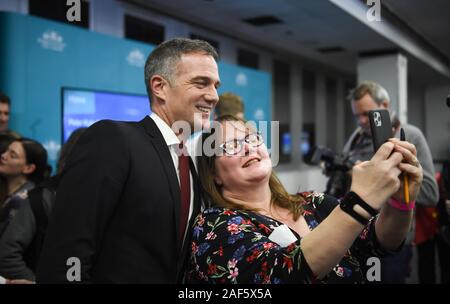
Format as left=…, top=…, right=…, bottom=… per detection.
left=141, top=116, right=181, bottom=246
left=142, top=117, right=203, bottom=282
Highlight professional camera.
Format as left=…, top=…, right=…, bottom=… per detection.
left=306, top=146, right=356, bottom=198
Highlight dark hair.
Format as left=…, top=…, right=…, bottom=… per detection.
left=0, top=134, right=16, bottom=155
left=197, top=115, right=305, bottom=220
left=17, top=138, right=48, bottom=184
left=57, top=127, right=87, bottom=174
left=144, top=38, right=219, bottom=99
left=0, top=93, right=10, bottom=106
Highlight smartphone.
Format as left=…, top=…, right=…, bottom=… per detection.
left=368, top=109, right=393, bottom=151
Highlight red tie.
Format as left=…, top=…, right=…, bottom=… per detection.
left=178, top=144, right=190, bottom=245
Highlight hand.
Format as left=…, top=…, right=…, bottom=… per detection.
left=347, top=160, right=362, bottom=175
left=5, top=279, right=35, bottom=284
left=350, top=141, right=403, bottom=210
left=388, top=138, right=423, bottom=202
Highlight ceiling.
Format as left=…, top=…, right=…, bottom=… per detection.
left=383, top=0, right=450, bottom=61
left=124, top=0, right=450, bottom=85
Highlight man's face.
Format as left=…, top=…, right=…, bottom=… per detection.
left=351, top=93, right=388, bottom=131
left=163, top=53, right=220, bottom=132
left=0, top=102, right=10, bottom=132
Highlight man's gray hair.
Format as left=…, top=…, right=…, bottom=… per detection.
left=144, top=38, right=219, bottom=100
left=347, top=81, right=390, bottom=105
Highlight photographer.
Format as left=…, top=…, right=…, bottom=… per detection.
left=342, top=81, right=438, bottom=283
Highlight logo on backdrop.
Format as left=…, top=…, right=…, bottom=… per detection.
left=126, top=49, right=146, bottom=68
left=37, top=30, right=66, bottom=52
left=172, top=114, right=280, bottom=166
left=235, top=72, right=248, bottom=87
left=254, top=108, right=265, bottom=121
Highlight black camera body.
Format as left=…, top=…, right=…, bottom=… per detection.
left=307, top=146, right=356, bottom=198
left=309, top=146, right=356, bottom=176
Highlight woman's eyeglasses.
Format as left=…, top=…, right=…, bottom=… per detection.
left=219, top=132, right=264, bottom=155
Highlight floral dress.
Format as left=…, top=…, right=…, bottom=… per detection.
left=186, top=192, right=399, bottom=284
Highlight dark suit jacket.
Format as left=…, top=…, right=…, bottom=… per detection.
left=36, top=116, right=202, bottom=283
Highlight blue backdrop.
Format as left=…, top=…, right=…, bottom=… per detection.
left=0, top=12, right=271, bottom=168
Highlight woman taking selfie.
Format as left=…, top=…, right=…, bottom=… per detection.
left=186, top=115, right=423, bottom=284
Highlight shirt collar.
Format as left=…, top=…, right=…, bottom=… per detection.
left=149, top=113, right=180, bottom=147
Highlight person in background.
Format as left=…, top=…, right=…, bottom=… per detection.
left=0, top=93, right=20, bottom=139
left=0, top=94, right=21, bottom=204
left=343, top=81, right=438, bottom=283
left=0, top=135, right=17, bottom=206
left=0, top=128, right=86, bottom=284
left=215, top=92, right=245, bottom=119
left=186, top=115, right=422, bottom=283
left=0, top=138, right=48, bottom=238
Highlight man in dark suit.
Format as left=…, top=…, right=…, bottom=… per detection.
left=36, top=38, right=220, bottom=283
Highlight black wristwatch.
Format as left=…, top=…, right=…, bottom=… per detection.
left=339, top=191, right=379, bottom=226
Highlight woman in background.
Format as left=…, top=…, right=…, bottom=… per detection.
left=0, top=128, right=86, bottom=283
left=0, top=138, right=47, bottom=238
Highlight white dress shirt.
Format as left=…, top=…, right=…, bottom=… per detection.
left=149, top=113, right=194, bottom=241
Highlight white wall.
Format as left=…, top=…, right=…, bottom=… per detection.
left=335, top=80, right=346, bottom=151
left=315, top=74, right=327, bottom=147
left=289, top=64, right=303, bottom=165
left=275, top=166, right=328, bottom=194
left=407, top=81, right=425, bottom=131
